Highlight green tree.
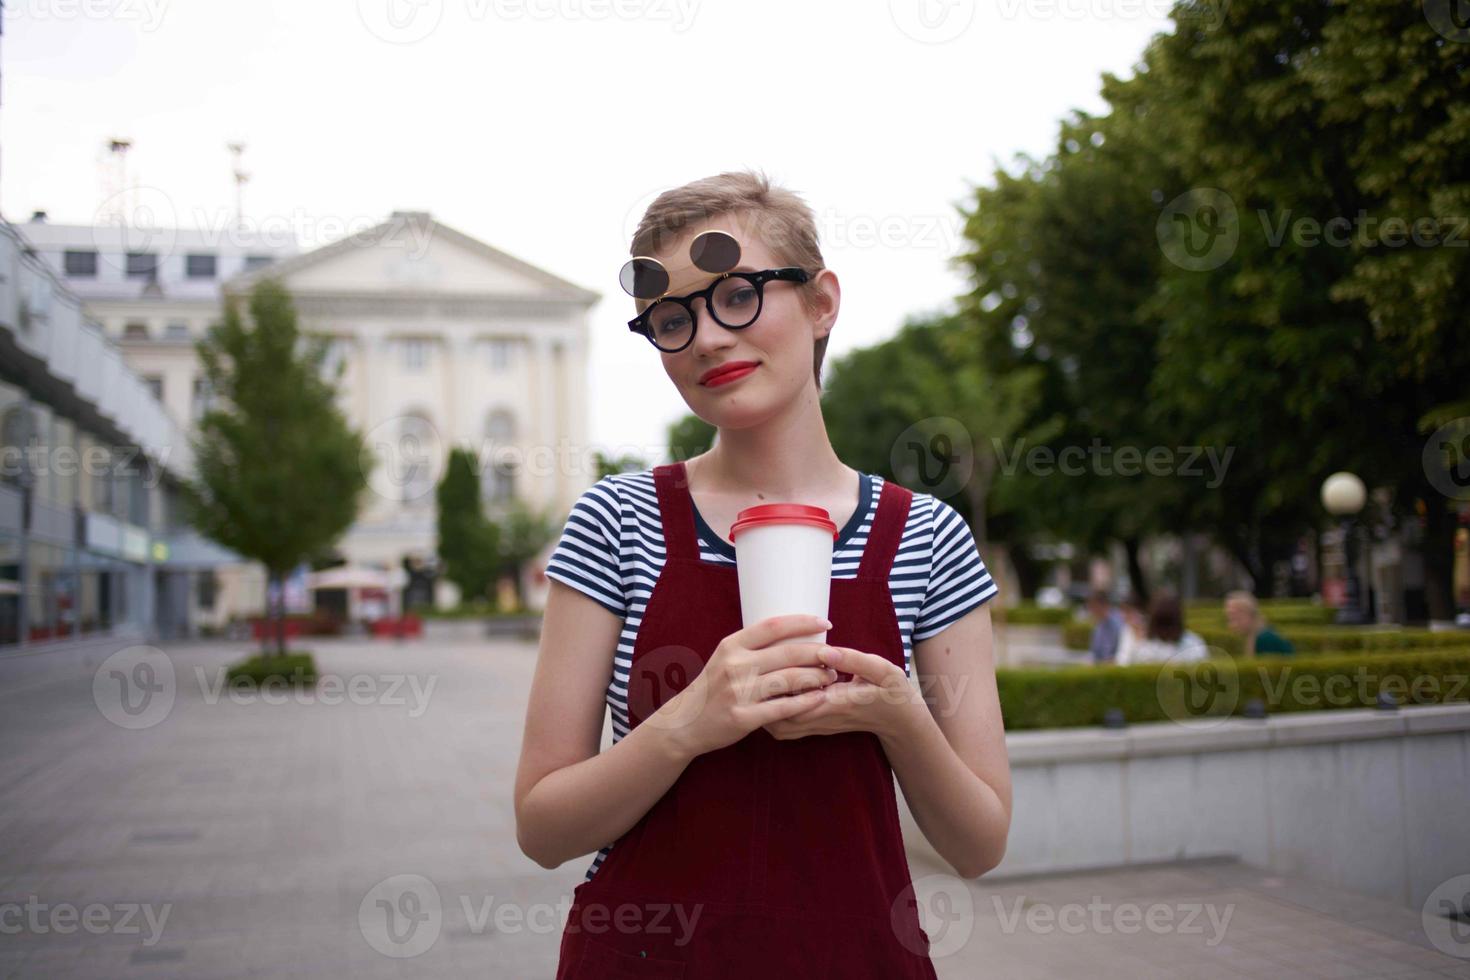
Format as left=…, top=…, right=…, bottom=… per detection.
left=956, top=98, right=1187, bottom=597
left=1139, top=0, right=1470, bottom=612
left=490, top=498, right=556, bottom=609
left=668, top=413, right=716, bottom=461
left=181, top=279, right=368, bottom=656
left=952, top=0, right=1468, bottom=610
left=436, top=447, right=500, bottom=605
left=822, top=313, right=1042, bottom=553
left=593, top=450, right=648, bottom=479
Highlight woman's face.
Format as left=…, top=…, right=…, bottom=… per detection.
left=646, top=214, right=837, bottom=430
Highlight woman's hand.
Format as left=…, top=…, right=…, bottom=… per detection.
left=763, top=645, right=924, bottom=742
left=651, top=614, right=840, bottom=760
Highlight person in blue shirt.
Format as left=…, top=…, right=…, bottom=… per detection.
left=1086, top=590, right=1124, bottom=664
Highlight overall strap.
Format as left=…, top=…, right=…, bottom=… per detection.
left=652, top=461, right=700, bottom=561
left=857, top=478, right=913, bottom=580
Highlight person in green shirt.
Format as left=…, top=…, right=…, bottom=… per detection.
left=1224, top=591, right=1295, bottom=657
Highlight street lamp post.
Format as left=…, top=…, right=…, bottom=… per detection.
left=1322, top=472, right=1368, bottom=626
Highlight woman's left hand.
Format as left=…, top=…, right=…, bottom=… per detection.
left=763, top=646, right=922, bottom=741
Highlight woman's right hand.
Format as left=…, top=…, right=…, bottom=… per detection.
left=652, top=614, right=838, bottom=760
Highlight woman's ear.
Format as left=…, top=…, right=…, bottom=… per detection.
left=809, top=268, right=840, bottom=338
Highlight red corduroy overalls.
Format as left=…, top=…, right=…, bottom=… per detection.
left=554, top=460, right=938, bottom=979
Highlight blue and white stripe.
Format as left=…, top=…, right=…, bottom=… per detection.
left=543, top=468, right=997, bottom=881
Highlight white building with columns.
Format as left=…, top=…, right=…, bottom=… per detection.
left=223, top=211, right=600, bottom=607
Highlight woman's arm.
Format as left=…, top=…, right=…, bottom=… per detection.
left=513, top=581, right=695, bottom=870
left=881, top=603, right=1011, bottom=879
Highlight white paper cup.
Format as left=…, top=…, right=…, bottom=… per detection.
left=729, top=504, right=838, bottom=645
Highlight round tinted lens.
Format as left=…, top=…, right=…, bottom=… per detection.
left=647, top=300, right=694, bottom=350
left=712, top=275, right=761, bottom=328
left=620, top=257, right=669, bottom=299
left=689, top=230, right=741, bottom=274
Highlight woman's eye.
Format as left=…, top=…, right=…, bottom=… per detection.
left=726, top=287, right=756, bottom=306
left=658, top=315, right=691, bottom=334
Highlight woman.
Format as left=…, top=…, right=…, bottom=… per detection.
left=514, top=171, right=1012, bottom=978
left=1113, top=595, right=1147, bottom=666
left=1130, top=593, right=1209, bottom=663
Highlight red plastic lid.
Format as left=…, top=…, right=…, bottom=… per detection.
left=728, top=503, right=838, bottom=542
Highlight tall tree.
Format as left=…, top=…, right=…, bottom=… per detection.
left=1141, top=0, right=1470, bottom=613
left=182, top=279, right=368, bottom=656
left=437, top=447, right=499, bottom=606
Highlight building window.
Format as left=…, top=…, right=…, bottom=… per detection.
left=185, top=254, right=217, bottom=278
left=164, top=321, right=191, bottom=340
left=64, top=250, right=98, bottom=277
left=125, top=253, right=158, bottom=279
left=485, top=461, right=516, bottom=504
left=123, top=322, right=150, bottom=340
left=485, top=338, right=516, bottom=371
left=401, top=339, right=429, bottom=371
left=143, top=376, right=164, bottom=401
left=1, top=404, right=38, bottom=490
left=396, top=414, right=437, bottom=504
left=192, top=377, right=213, bottom=422
left=197, top=570, right=217, bottom=611
left=244, top=255, right=273, bottom=271
left=485, top=409, right=516, bottom=445
left=321, top=338, right=349, bottom=379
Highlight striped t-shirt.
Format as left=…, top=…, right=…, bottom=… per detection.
left=543, top=468, right=998, bottom=882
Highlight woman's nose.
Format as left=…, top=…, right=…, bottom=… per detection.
left=690, top=300, right=735, bottom=352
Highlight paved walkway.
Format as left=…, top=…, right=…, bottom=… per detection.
left=1, top=635, right=1467, bottom=978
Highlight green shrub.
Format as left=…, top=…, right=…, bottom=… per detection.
left=1061, top=619, right=1464, bottom=655
left=225, top=652, right=317, bottom=687
left=418, top=603, right=545, bottom=620
left=1185, top=598, right=1335, bottom=626
left=1001, top=603, right=1075, bottom=627
left=995, top=648, right=1470, bottom=730
left=1063, top=620, right=1093, bottom=650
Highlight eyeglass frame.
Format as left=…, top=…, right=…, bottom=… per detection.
left=626, top=267, right=812, bottom=353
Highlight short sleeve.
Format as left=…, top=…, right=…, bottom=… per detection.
left=912, top=497, right=998, bottom=641
left=543, top=477, right=625, bottom=618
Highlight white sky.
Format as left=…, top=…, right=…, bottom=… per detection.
left=1, top=0, right=1173, bottom=459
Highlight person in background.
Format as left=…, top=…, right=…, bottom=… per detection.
left=1131, top=593, right=1208, bottom=663
left=1113, top=595, right=1146, bottom=666
left=1224, top=591, right=1295, bottom=657
left=1086, top=590, right=1124, bottom=665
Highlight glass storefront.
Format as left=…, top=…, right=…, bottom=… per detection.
left=0, top=532, right=19, bottom=646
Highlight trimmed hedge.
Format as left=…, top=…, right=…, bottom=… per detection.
left=1000, top=603, right=1076, bottom=627
left=996, top=648, right=1470, bottom=730
left=1061, top=620, right=1468, bottom=655
left=225, top=652, right=318, bottom=687
left=1185, top=599, right=1337, bottom=627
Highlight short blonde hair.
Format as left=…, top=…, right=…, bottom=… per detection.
left=629, top=169, right=829, bottom=386
left=1224, top=590, right=1260, bottom=624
